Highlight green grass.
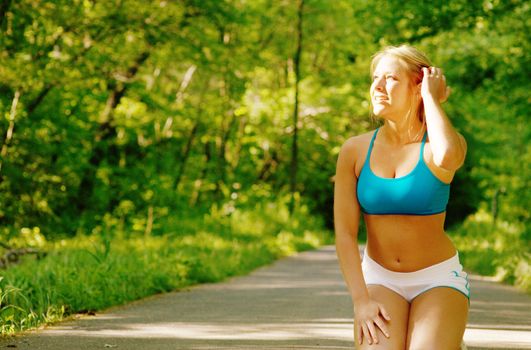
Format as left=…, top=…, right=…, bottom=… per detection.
left=0, top=199, right=333, bottom=336
left=448, top=208, right=530, bottom=293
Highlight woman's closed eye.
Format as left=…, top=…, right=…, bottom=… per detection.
left=373, top=75, right=397, bottom=81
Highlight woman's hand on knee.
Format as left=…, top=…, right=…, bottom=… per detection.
left=354, top=298, right=391, bottom=345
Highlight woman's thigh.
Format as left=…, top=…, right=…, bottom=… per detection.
left=406, top=287, right=469, bottom=350
left=355, top=285, right=410, bottom=350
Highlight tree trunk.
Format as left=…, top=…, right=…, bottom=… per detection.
left=214, top=110, right=237, bottom=200
left=76, top=51, right=150, bottom=212
left=0, top=90, right=20, bottom=178
left=0, top=0, right=12, bottom=29
left=173, top=77, right=209, bottom=192
left=144, top=205, right=154, bottom=237
left=27, top=83, right=54, bottom=115
left=289, top=0, right=304, bottom=215
left=257, top=148, right=279, bottom=182
left=173, top=121, right=198, bottom=192
left=229, top=114, right=247, bottom=176
left=189, top=141, right=212, bottom=207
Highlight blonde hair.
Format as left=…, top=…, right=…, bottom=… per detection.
left=369, top=44, right=432, bottom=141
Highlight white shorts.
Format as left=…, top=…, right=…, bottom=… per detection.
left=361, top=250, right=470, bottom=303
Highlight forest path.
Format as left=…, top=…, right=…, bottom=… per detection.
left=1, top=245, right=530, bottom=350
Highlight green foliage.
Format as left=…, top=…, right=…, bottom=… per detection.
left=0, top=0, right=527, bottom=231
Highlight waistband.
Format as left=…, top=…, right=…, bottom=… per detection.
left=362, top=250, right=461, bottom=281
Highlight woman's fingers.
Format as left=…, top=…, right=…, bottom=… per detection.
left=440, top=86, right=451, bottom=103
left=356, top=323, right=362, bottom=345
left=427, top=66, right=444, bottom=77
left=354, top=302, right=393, bottom=345
left=422, top=66, right=450, bottom=102
left=367, top=321, right=379, bottom=344
left=361, top=323, right=369, bottom=345
left=357, top=314, right=391, bottom=345
left=373, top=317, right=390, bottom=338
left=379, top=304, right=391, bottom=321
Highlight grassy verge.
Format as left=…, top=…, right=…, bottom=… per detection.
left=449, top=209, right=530, bottom=293
left=0, top=199, right=334, bottom=336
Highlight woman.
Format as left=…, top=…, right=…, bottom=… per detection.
left=334, top=44, right=470, bottom=350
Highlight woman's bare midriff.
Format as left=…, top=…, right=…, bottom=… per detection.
left=364, top=211, right=457, bottom=272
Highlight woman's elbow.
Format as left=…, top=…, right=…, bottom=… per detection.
left=434, top=148, right=466, bottom=171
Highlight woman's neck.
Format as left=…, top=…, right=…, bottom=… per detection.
left=380, top=121, right=425, bottom=145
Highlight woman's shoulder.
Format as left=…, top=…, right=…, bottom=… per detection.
left=341, top=129, right=377, bottom=152
left=337, top=129, right=378, bottom=164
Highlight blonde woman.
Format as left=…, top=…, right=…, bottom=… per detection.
left=334, top=45, right=469, bottom=349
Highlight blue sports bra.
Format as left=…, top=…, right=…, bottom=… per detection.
left=357, top=127, right=450, bottom=215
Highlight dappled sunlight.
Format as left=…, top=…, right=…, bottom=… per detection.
left=464, top=328, right=531, bottom=347
left=40, top=320, right=354, bottom=341
left=470, top=306, right=530, bottom=319
left=318, top=290, right=351, bottom=297
left=471, top=300, right=530, bottom=308
left=34, top=320, right=531, bottom=348
left=467, top=323, right=531, bottom=331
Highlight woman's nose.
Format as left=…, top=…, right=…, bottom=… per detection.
left=373, top=77, right=385, bottom=91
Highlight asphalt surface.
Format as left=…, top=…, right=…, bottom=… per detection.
left=1, top=245, right=530, bottom=350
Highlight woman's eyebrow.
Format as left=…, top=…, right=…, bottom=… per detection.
left=373, top=71, right=399, bottom=77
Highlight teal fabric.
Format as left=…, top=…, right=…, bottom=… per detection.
left=357, top=127, right=450, bottom=215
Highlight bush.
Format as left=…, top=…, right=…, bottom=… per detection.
left=449, top=208, right=530, bottom=293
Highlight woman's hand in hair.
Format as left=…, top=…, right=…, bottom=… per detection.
left=420, top=66, right=451, bottom=104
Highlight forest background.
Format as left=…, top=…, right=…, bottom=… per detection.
left=0, top=0, right=529, bottom=335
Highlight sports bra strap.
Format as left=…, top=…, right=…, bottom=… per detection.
left=365, top=127, right=380, bottom=164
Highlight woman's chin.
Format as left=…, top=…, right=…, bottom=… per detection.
left=372, top=108, right=386, bottom=117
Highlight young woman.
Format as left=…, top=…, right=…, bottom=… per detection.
left=334, top=45, right=470, bottom=350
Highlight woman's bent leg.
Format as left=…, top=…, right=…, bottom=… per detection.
left=406, top=287, right=469, bottom=350
left=355, top=285, right=409, bottom=350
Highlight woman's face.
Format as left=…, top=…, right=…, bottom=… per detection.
left=370, top=55, right=414, bottom=121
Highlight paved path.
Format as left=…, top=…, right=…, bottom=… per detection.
left=1, top=245, right=530, bottom=349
